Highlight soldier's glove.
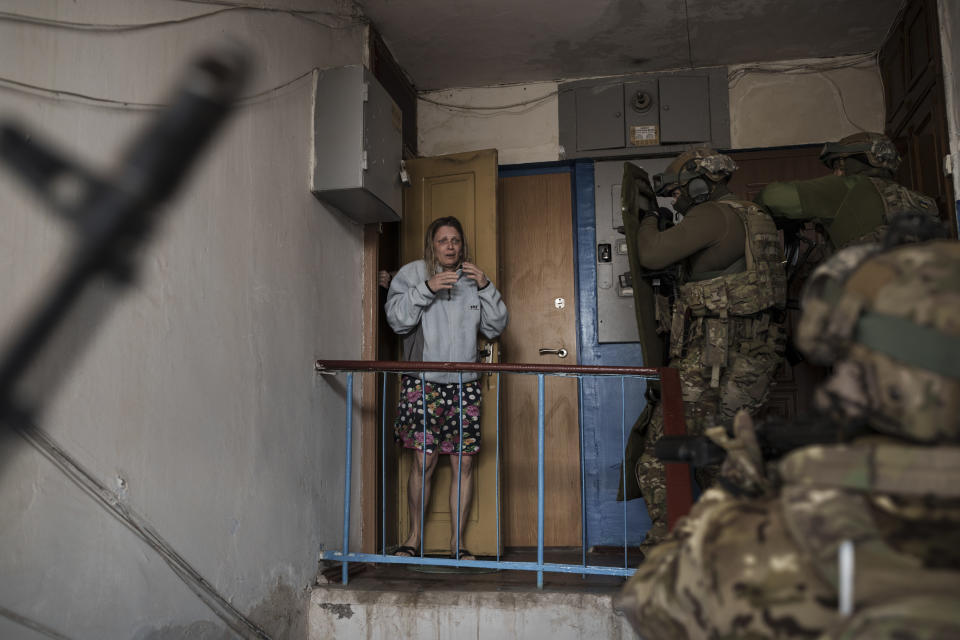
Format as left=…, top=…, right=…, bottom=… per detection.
left=706, top=410, right=775, bottom=497
left=640, top=207, right=675, bottom=231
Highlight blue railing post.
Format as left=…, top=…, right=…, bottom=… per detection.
left=420, top=373, right=427, bottom=558
left=381, top=372, right=387, bottom=556
left=579, top=376, right=586, bottom=575
left=621, top=376, right=628, bottom=569
left=496, top=372, right=501, bottom=563
left=342, top=372, right=354, bottom=585
left=455, top=372, right=464, bottom=561
left=537, top=373, right=545, bottom=589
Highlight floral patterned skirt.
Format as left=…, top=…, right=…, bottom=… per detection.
left=394, top=375, right=482, bottom=455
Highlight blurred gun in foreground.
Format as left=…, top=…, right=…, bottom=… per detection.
left=0, top=48, right=272, bottom=640
left=0, top=46, right=248, bottom=423
left=655, top=414, right=852, bottom=467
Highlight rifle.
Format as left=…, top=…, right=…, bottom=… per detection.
left=654, top=413, right=855, bottom=467
left=0, top=46, right=248, bottom=422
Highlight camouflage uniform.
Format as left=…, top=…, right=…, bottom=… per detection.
left=758, top=132, right=942, bottom=249
left=615, top=240, right=960, bottom=639
left=631, top=149, right=786, bottom=547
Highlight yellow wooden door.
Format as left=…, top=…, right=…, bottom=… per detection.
left=498, top=172, right=581, bottom=546
left=397, top=149, right=500, bottom=556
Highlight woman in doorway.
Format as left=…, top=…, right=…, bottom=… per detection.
left=385, top=216, right=508, bottom=561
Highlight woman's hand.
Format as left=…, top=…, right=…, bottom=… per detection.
left=461, top=262, right=488, bottom=289
left=427, top=270, right=459, bottom=293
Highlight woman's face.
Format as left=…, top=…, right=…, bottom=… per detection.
left=433, top=225, right=463, bottom=270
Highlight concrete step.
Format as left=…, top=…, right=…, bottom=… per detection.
left=310, top=583, right=636, bottom=639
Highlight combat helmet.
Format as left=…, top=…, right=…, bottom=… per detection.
left=652, top=147, right=737, bottom=214
left=819, top=131, right=900, bottom=175
left=796, top=240, right=960, bottom=442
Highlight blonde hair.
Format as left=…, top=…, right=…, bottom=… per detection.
left=423, top=216, right=469, bottom=273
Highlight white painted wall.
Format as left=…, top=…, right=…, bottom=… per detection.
left=0, top=1, right=366, bottom=638
left=728, top=54, right=886, bottom=148
left=417, top=55, right=885, bottom=162
left=418, top=83, right=560, bottom=165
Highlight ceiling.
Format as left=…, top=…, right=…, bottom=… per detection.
left=354, top=0, right=904, bottom=91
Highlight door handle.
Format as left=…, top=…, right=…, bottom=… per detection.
left=538, top=347, right=568, bottom=358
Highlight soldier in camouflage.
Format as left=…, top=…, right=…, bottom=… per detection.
left=614, top=239, right=960, bottom=639
left=626, top=148, right=786, bottom=549
left=758, top=131, right=943, bottom=248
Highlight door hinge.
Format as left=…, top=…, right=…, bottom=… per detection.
left=945, top=153, right=954, bottom=177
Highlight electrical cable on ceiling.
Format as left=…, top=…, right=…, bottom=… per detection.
left=417, top=90, right=558, bottom=114
left=819, top=70, right=872, bottom=132
left=727, top=53, right=879, bottom=132
left=174, top=0, right=360, bottom=15
left=727, top=53, right=877, bottom=86
left=682, top=0, right=694, bottom=70
left=0, top=4, right=364, bottom=31
left=0, top=69, right=315, bottom=110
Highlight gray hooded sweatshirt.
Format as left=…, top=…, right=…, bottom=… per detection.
left=385, top=259, right=508, bottom=383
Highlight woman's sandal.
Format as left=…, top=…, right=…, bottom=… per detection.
left=453, top=549, right=475, bottom=561
left=393, top=545, right=418, bottom=557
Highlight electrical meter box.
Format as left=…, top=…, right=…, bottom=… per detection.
left=310, top=66, right=403, bottom=224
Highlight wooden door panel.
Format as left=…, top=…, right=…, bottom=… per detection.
left=499, top=172, right=581, bottom=547
left=728, top=147, right=832, bottom=421
left=397, top=149, right=501, bottom=556
left=880, top=0, right=955, bottom=236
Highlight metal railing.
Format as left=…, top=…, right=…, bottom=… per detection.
left=314, top=359, right=691, bottom=589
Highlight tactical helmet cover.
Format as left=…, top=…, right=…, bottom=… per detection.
left=796, top=240, right=960, bottom=442
left=819, top=132, right=901, bottom=173
left=652, top=147, right=737, bottom=214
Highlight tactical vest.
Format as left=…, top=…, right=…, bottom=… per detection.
left=780, top=441, right=960, bottom=498
left=675, top=200, right=787, bottom=317
left=669, top=201, right=786, bottom=385
left=838, top=178, right=940, bottom=247
left=869, top=177, right=938, bottom=220
left=777, top=442, right=960, bottom=638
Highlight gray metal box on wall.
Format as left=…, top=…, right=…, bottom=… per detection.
left=575, top=83, right=625, bottom=151
left=559, top=67, right=729, bottom=159
left=595, top=158, right=676, bottom=344
left=310, top=66, right=403, bottom=224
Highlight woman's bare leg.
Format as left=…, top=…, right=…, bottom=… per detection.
left=449, top=453, right=475, bottom=559
left=400, top=449, right=438, bottom=553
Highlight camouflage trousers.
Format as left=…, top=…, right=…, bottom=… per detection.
left=635, top=314, right=783, bottom=548
left=615, top=449, right=960, bottom=640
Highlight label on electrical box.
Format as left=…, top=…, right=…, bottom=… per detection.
left=630, top=125, right=659, bottom=147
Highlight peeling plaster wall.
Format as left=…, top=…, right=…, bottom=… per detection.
left=729, top=55, right=885, bottom=149
left=0, top=1, right=365, bottom=638
left=418, top=55, right=884, bottom=163
left=418, top=83, right=560, bottom=164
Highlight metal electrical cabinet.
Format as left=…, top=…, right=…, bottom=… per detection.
left=594, top=158, right=677, bottom=343
left=559, top=67, right=729, bottom=159
left=310, top=66, right=403, bottom=224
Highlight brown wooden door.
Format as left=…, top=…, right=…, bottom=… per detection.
left=397, top=149, right=501, bottom=556
left=880, top=0, right=956, bottom=236
left=498, top=172, right=582, bottom=547
left=728, top=147, right=832, bottom=421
